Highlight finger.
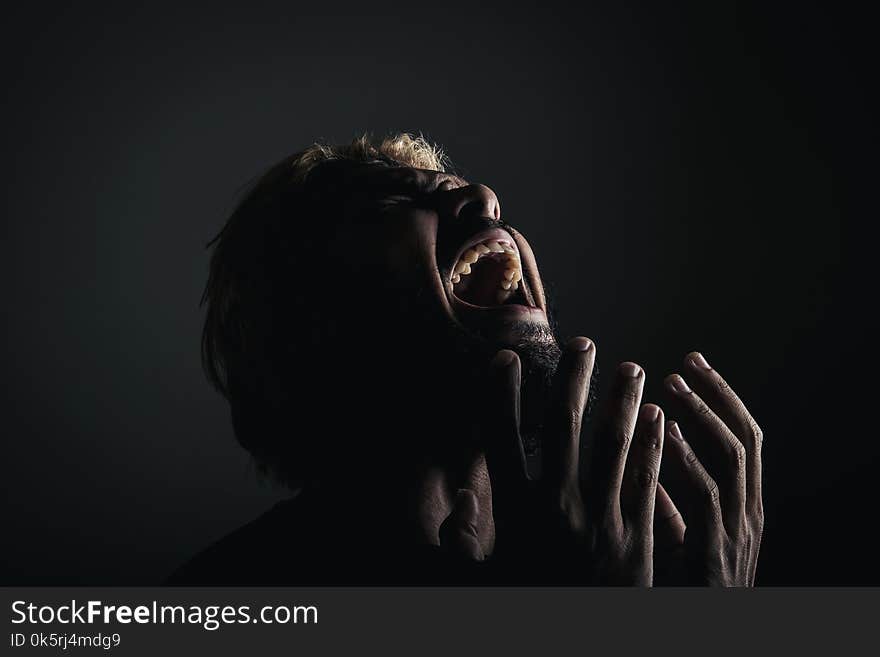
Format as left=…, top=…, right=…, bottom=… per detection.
left=621, top=404, right=664, bottom=540
left=484, top=350, right=529, bottom=526
left=664, top=374, right=746, bottom=534
left=584, top=361, right=645, bottom=529
left=542, top=337, right=595, bottom=494
left=682, top=353, right=763, bottom=518
left=654, top=483, right=686, bottom=550
left=438, top=489, right=485, bottom=561
left=652, top=482, right=687, bottom=586
left=661, top=420, right=724, bottom=548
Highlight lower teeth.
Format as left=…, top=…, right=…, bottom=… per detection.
left=451, top=243, right=524, bottom=306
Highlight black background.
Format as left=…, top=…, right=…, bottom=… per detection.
left=2, top=2, right=873, bottom=584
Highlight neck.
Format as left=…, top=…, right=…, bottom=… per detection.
left=307, top=439, right=495, bottom=556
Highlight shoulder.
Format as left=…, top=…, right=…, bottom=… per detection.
left=166, top=498, right=305, bottom=585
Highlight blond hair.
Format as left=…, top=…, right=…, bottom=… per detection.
left=290, top=132, right=448, bottom=182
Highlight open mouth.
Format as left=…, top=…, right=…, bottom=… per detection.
left=447, top=228, right=539, bottom=311
left=443, top=227, right=549, bottom=342
left=451, top=237, right=529, bottom=308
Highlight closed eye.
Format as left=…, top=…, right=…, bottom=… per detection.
left=374, top=190, right=430, bottom=211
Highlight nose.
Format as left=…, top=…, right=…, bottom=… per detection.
left=439, top=183, right=501, bottom=223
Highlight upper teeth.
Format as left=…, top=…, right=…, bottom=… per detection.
left=451, top=239, right=522, bottom=302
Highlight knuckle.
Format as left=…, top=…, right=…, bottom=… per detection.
left=612, top=429, right=632, bottom=454
left=701, top=478, right=720, bottom=505
left=572, top=359, right=591, bottom=380
left=620, top=387, right=641, bottom=404
left=751, top=502, right=764, bottom=528
left=634, top=468, right=658, bottom=490
left=747, top=422, right=764, bottom=450
left=727, top=441, right=747, bottom=469
left=753, top=511, right=764, bottom=533
left=694, top=399, right=712, bottom=416
left=565, top=408, right=583, bottom=436
left=715, top=375, right=731, bottom=393
left=641, top=428, right=662, bottom=450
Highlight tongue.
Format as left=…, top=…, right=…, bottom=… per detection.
left=454, top=257, right=507, bottom=307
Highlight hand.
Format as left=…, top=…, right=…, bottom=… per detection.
left=437, top=489, right=486, bottom=562
left=485, top=338, right=666, bottom=585
left=658, top=352, right=764, bottom=586
left=386, top=488, right=488, bottom=584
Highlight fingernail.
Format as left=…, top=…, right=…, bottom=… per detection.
left=667, top=374, right=691, bottom=394
left=690, top=352, right=711, bottom=370
left=568, top=337, right=594, bottom=352
left=640, top=404, right=661, bottom=423
left=492, top=350, right=516, bottom=367
left=667, top=421, right=684, bottom=441
left=619, top=362, right=642, bottom=378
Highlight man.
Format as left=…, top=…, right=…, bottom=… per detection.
left=171, top=134, right=763, bottom=585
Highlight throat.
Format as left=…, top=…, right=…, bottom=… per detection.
left=452, top=254, right=524, bottom=307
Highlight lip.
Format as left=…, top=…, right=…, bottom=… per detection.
left=442, top=226, right=549, bottom=335
left=450, top=296, right=549, bottom=322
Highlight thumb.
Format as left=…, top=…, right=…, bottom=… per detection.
left=438, top=489, right=485, bottom=562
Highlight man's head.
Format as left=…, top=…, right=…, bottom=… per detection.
left=202, top=134, right=562, bottom=486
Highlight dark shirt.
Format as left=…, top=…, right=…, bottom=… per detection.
left=167, top=494, right=491, bottom=586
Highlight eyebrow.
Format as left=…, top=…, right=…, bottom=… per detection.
left=345, top=167, right=434, bottom=200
